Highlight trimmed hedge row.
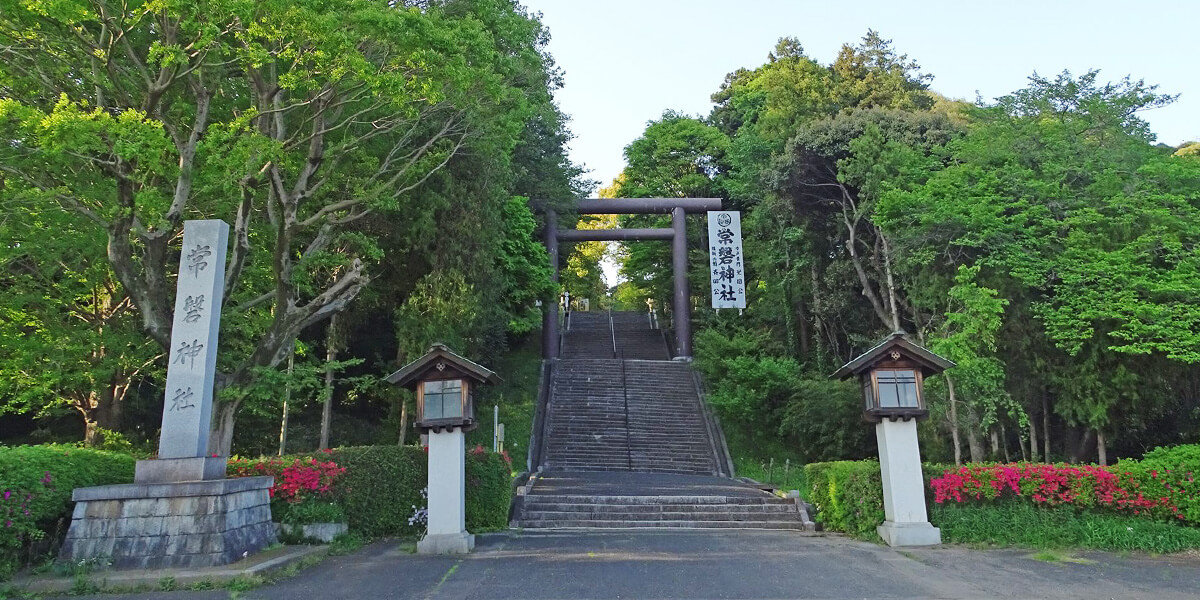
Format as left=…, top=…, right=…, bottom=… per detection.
left=0, top=445, right=135, bottom=579
left=1118, top=444, right=1200, bottom=525
left=806, top=444, right=1200, bottom=542
left=803, top=460, right=884, bottom=537
left=230, top=444, right=513, bottom=537
left=930, top=503, right=1200, bottom=553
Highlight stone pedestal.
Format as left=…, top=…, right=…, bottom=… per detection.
left=134, top=457, right=227, bottom=484
left=61, top=477, right=276, bottom=569
left=417, top=428, right=474, bottom=555
left=875, top=419, right=941, bottom=547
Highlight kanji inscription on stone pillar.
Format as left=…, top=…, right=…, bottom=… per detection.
left=158, top=220, right=228, bottom=459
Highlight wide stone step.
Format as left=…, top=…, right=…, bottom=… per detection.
left=543, top=463, right=708, bottom=472
left=517, top=519, right=809, bottom=530
left=526, top=494, right=789, bottom=504
left=522, top=510, right=801, bottom=522
left=523, top=502, right=797, bottom=514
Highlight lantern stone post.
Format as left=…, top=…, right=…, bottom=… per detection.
left=387, top=344, right=500, bottom=554
left=833, top=332, right=955, bottom=547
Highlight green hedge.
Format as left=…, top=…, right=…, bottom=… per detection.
left=1117, top=444, right=1200, bottom=525
left=803, top=460, right=884, bottom=537
left=0, top=445, right=135, bottom=579
left=809, top=446, right=1200, bottom=550
left=255, top=445, right=512, bottom=538
left=325, top=446, right=425, bottom=537
left=931, top=503, right=1200, bottom=553
left=464, top=450, right=513, bottom=532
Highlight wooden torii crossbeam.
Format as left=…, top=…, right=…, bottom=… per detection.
left=535, top=198, right=723, bottom=359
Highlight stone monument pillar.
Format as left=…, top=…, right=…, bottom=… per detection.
left=60, top=220, right=277, bottom=570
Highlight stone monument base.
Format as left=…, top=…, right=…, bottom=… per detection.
left=134, top=456, right=227, bottom=483
left=877, top=520, right=941, bottom=547
left=417, top=532, right=475, bottom=555
left=60, top=476, right=276, bottom=569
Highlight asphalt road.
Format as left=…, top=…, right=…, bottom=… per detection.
left=52, top=529, right=1200, bottom=599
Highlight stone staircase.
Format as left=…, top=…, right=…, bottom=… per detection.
left=520, top=310, right=814, bottom=531
left=515, top=471, right=812, bottom=531
left=561, top=311, right=617, bottom=359
left=625, top=361, right=718, bottom=473
left=611, top=311, right=671, bottom=360
left=541, top=358, right=717, bottom=474
left=542, top=359, right=630, bottom=472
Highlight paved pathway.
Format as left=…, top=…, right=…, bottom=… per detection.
left=56, top=530, right=1200, bottom=599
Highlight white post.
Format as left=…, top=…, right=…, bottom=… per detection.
left=875, top=419, right=941, bottom=546
left=417, top=428, right=474, bottom=554
left=493, top=405, right=499, bottom=452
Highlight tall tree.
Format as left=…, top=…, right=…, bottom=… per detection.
left=0, top=0, right=570, bottom=451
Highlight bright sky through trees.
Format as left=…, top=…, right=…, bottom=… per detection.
left=522, top=0, right=1199, bottom=186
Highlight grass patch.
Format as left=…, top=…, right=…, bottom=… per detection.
left=265, top=553, right=327, bottom=582
left=466, top=340, right=541, bottom=471
left=328, top=531, right=366, bottom=556
left=227, top=575, right=266, bottom=592
left=723, top=425, right=808, bottom=495
left=1028, top=550, right=1096, bottom=564
left=932, top=503, right=1200, bottom=554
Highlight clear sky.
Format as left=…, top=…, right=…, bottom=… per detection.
left=520, top=0, right=1199, bottom=189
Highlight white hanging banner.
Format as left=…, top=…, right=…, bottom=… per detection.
left=707, top=211, right=746, bottom=309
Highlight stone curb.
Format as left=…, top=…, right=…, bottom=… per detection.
left=10, top=544, right=327, bottom=594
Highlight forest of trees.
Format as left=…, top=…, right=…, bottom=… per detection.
left=1, top=4, right=1196, bottom=471
left=585, top=32, right=1200, bottom=467
left=0, top=0, right=586, bottom=454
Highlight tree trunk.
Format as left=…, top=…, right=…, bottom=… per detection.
left=212, top=401, right=238, bottom=456
left=1000, top=423, right=1011, bottom=462
left=1042, top=389, right=1051, bottom=461
left=84, top=417, right=102, bottom=447
left=1067, top=427, right=1094, bottom=464
left=278, top=346, right=294, bottom=456
left=946, top=374, right=963, bottom=466
left=76, top=376, right=129, bottom=447
left=839, top=205, right=892, bottom=331
left=966, top=408, right=985, bottom=463
left=809, top=263, right=832, bottom=360
left=1028, top=411, right=1039, bottom=462
left=398, top=399, right=408, bottom=446
left=877, top=229, right=902, bottom=332
left=796, top=298, right=810, bottom=358
left=1096, top=429, right=1107, bottom=466
left=989, top=428, right=1000, bottom=459
left=319, top=313, right=340, bottom=451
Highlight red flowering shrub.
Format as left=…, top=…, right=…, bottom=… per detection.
left=228, top=456, right=345, bottom=503
left=930, top=463, right=1189, bottom=522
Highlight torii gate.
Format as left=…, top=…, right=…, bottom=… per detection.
left=539, top=197, right=723, bottom=360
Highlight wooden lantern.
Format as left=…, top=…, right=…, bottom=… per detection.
left=385, top=343, right=500, bottom=433
left=833, top=332, right=955, bottom=423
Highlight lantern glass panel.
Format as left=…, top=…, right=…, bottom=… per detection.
left=876, top=370, right=919, bottom=408
left=423, top=379, right=463, bottom=420
left=862, top=376, right=875, bottom=410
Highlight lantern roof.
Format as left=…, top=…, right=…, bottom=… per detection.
left=831, top=331, right=955, bottom=380
left=385, top=343, right=501, bottom=389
